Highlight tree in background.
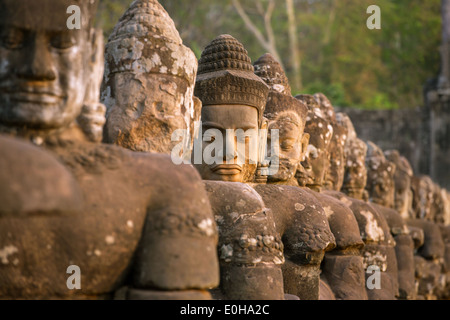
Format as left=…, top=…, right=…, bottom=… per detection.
left=96, top=0, right=442, bottom=110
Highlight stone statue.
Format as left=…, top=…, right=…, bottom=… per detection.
left=325, top=114, right=398, bottom=300
left=337, top=114, right=369, bottom=201
left=193, top=36, right=285, bottom=300
left=252, top=54, right=336, bottom=300
left=438, top=222, right=450, bottom=299
left=411, top=175, right=435, bottom=221
left=365, top=142, right=418, bottom=299
left=102, top=0, right=201, bottom=158
left=408, top=218, right=445, bottom=299
left=383, top=150, right=417, bottom=299
left=384, top=150, right=414, bottom=220
left=77, top=28, right=106, bottom=143
left=292, top=94, right=367, bottom=300
left=365, top=142, right=397, bottom=207
left=408, top=174, right=445, bottom=299
left=0, top=0, right=220, bottom=300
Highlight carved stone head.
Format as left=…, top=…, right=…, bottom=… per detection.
left=313, top=93, right=336, bottom=123
left=253, top=53, right=309, bottom=185
left=365, top=141, right=396, bottom=207
left=384, top=150, right=414, bottom=219
left=294, top=94, right=333, bottom=191
left=102, top=0, right=199, bottom=155
left=193, top=35, right=269, bottom=183
left=0, top=0, right=98, bottom=137
left=443, top=189, right=450, bottom=226
left=337, top=113, right=368, bottom=200
left=431, top=183, right=446, bottom=224
left=411, top=175, right=435, bottom=221
left=316, top=96, right=348, bottom=192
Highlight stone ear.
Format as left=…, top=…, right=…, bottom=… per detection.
left=258, top=117, right=269, bottom=164
left=300, top=133, right=310, bottom=161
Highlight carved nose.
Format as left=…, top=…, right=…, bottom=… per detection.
left=223, top=132, right=237, bottom=162
left=18, top=36, right=57, bottom=81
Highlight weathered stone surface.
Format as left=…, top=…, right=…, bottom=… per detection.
left=77, top=29, right=106, bottom=143
left=192, top=36, right=284, bottom=300
left=385, top=150, right=414, bottom=220
left=0, top=0, right=220, bottom=300
left=337, top=113, right=369, bottom=201
left=102, top=0, right=199, bottom=156
left=253, top=55, right=342, bottom=300
left=204, top=181, right=285, bottom=300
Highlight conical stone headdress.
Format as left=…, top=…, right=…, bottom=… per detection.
left=253, top=53, right=307, bottom=125
left=195, top=35, right=269, bottom=125
left=253, top=53, right=291, bottom=95
left=104, top=0, right=196, bottom=84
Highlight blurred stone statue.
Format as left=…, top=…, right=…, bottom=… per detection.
left=325, top=114, right=398, bottom=300
left=0, top=0, right=219, bottom=300
left=293, top=94, right=367, bottom=300
left=77, top=29, right=106, bottom=143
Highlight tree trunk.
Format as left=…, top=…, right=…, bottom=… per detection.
left=286, top=0, right=301, bottom=92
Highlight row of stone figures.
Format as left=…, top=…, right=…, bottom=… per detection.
left=0, top=0, right=449, bottom=300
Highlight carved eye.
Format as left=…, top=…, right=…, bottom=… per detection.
left=50, top=32, right=76, bottom=50
left=0, top=28, right=25, bottom=50
left=281, top=139, right=294, bottom=151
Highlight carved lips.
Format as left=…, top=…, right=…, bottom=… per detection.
left=211, top=164, right=243, bottom=175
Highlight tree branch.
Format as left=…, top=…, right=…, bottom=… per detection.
left=232, top=0, right=283, bottom=68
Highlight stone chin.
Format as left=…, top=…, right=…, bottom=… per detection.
left=267, top=167, right=295, bottom=183
left=0, top=97, right=82, bottom=130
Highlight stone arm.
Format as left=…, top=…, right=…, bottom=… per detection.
left=371, top=202, right=415, bottom=300
left=124, top=154, right=220, bottom=299
left=254, top=184, right=335, bottom=300
left=204, top=181, right=285, bottom=300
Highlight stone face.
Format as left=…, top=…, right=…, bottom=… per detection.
left=295, top=94, right=333, bottom=191
left=0, top=0, right=220, bottom=300
left=411, top=175, right=435, bottom=221
left=338, top=114, right=369, bottom=201
left=385, top=150, right=414, bottom=220
left=192, top=36, right=284, bottom=300
left=252, top=54, right=338, bottom=300
left=193, top=35, right=269, bottom=183
left=77, top=29, right=107, bottom=143
left=365, top=141, right=396, bottom=207
left=323, top=116, right=348, bottom=192
left=102, top=0, right=199, bottom=156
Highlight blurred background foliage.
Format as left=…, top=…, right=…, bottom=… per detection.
left=96, top=0, right=442, bottom=110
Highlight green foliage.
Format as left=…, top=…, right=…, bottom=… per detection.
left=96, top=0, right=442, bottom=110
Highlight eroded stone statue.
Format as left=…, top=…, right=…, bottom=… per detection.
left=383, top=149, right=417, bottom=299
left=292, top=94, right=367, bottom=300
left=364, top=142, right=415, bottom=299
left=384, top=150, right=414, bottom=220
left=0, top=0, right=219, bottom=300
left=193, top=36, right=285, bottom=300
left=102, top=0, right=200, bottom=157
left=408, top=174, right=445, bottom=299
left=252, top=54, right=336, bottom=300
left=325, top=114, right=398, bottom=300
